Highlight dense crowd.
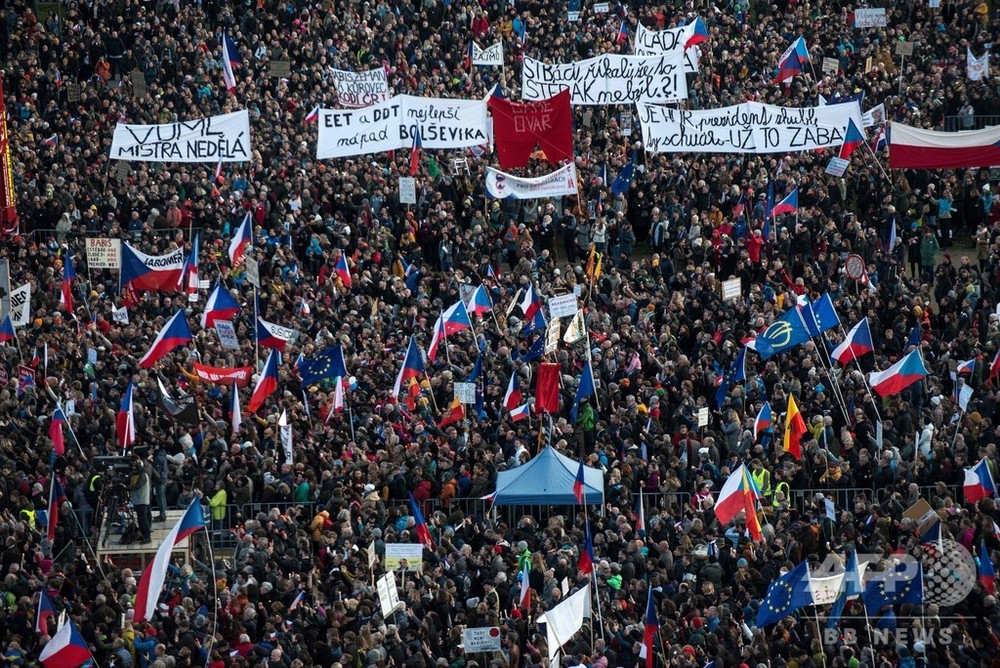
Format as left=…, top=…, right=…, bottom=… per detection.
left=0, top=0, right=1000, bottom=665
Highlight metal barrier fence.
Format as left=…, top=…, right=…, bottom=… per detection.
left=943, top=115, right=1000, bottom=132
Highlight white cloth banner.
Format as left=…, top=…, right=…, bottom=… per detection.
left=9, top=283, right=29, bottom=327
left=331, top=68, right=390, bottom=107
left=809, top=562, right=869, bottom=605
left=522, top=54, right=687, bottom=105
left=279, top=409, right=293, bottom=464
left=473, top=42, right=504, bottom=66
left=317, top=95, right=489, bottom=159
left=485, top=163, right=578, bottom=199
left=537, top=584, right=591, bottom=663
left=637, top=101, right=864, bottom=154
left=968, top=49, right=990, bottom=81
left=862, top=103, right=885, bottom=128
left=109, top=110, right=251, bottom=162
left=633, top=23, right=700, bottom=73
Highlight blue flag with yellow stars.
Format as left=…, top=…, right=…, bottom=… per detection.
left=862, top=559, right=923, bottom=614
left=751, top=307, right=811, bottom=360
left=298, top=345, right=348, bottom=388
left=756, top=560, right=814, bottom=627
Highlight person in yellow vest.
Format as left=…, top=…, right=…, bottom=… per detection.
left=209, top=481, right=228, bottom=531
left=750, top=459, right=772, bottom=501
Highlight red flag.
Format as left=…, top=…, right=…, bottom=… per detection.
left=535, top=363, right=560, bottom=413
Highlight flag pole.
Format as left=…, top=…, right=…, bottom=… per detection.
left=253, top=287, right=260, bottom=367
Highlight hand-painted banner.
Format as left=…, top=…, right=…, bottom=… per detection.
left=192, top=362, right=254, bottom=387
left=109, top=110, right=251, bottom=162
left=317, top=95, right=489, bottom=159
left=633, top=24, right=700, bottom=73
left=486, top=163, right=578, bottom=199
left=967, top=49, right=990, bottom=81
left=473, top=42, right=504, bottom=67
left=637, top=101, right=863, bottom=154
left=522, top=54, right=687, bottom=105
left=331, top=68, right=390, bottom=107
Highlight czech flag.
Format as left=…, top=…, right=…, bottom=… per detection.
left=466, top=284, right=493, bottom=317
left=49, top=407, right=67, bottom=456
left=990, top=348, right=1000, bottom=382
left=60, top=248, right=76, bottom=312
left=642, top=585, right=658, bottom=668
left=685, top=17, right=709, bottom=47
left=39, top=618, right=92, bottom=668
left=831, top=317, right=874, bottom=365
left=753, top=401, right=772, bottom=440
left=578, top=521, right=595, bottom=575
left=616, top=20, right=628, bottom=44
left=838, top=118, right=866, bottom=160
left=221, top=31, right=240, bottom=93
left=0, top=314, right=15, bottom=345
left=868, top=348, right=928, bottom=397
left=872, top=125, right=887, bottom=152
left=228, top=212, right=252, bottom=266
left=409, top=126, right=422, bottom=177
left=965, top=458, right=997, bottom=503
left=392, top=336, right=425, bottom=399
left=510, top=403, right=531, bottom=422
left=770, top=187, right=799, bottom=217
left=304, top=105, right=320, bottom=124
left=518, top=559, right=531, bottom=608
left=774, top=41, right=805, bottom=83
left=36, top=590, right=57, bottom=634
left=139, top=310, right=193, bottom=368
left=715, top=464, right=761, bottom=537
left=573, top=459, right=586, bottom=504
left=958, top=358, right=976, bottom=375
left=783, top=394, right=806, bottom=460
left=441, top=300, right=473, bottom=335
left=248, top=349, right=279, bottom=414
left=47, top=475, right=66, bottom=542
left=121, top=243, right=185, bottom=293
left=518, top=283, right=543, bottom=320
left=117, top=381, right=136, bottom=449
left=181, top=232, right=200, bottom=295
left=134, top=501, right=206, bottom=622
left=334, top=252, right=352, bottom=288
left=980, top=541, right=996, bottom=594
left=427, top=316, right=447, bottom=363
left=256, top=317, right=296, bottom=351
left=201, top=283, right=241, bottom=328
left=408, top=493, right=434, bottom=548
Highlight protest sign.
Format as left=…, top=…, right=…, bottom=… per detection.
left=968, top=49, right=990, bottom=81
left=637, top=101, right=863, bottom=154
left=269, top=60, right=291, bottom=77
left=854, top=8, right=887, bottom=27
left=192, top=362, right=254, bottom=386
left=862, top=103, right=885, bottom=128
left=485, top=164, right=578, bottom=199
left=522, top=54, right=687, bottom=105
left=215, top=321, right=240, bottom=350
left=548, top=294, right=579, bottom=319
left=331, top=68, right=390, bottom=107
left=85, top=238, right=121, bottom=269
left=454, top=382, right=477, bottom=404
left=399, top=177, right=417, bottom=204
left=245, top=256, right=260, bottom=288
left=463, top=628, right=502, bottom=653
left=633, top=23, right=701, bottom=73
left=110, top=110, right=251, bottom=162
left=472, top=42, right=504, bottom=66
left=384, top=543, right=424, bottom=571
left=377, top=573, right=401, bottom=619
left=721, top=278, right=741, bottom=302
left=317, top=95, right=489, bottom=159
left=9, top=283, right=29, bottom=327
left=825, top=157, right=850, bottom=176
left=593, top=2, right=609, bottom=11
left=822, top=57, right=839, bottom=75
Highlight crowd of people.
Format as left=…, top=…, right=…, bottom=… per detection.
left=0, top=0, right=999, bottom=664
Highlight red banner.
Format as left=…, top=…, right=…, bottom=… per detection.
left=535, top=362, right=561, bottom=414
left=0, top=76, right=18, bottom=234
left=193, top=362, right=253, bottom=387
left=488, top=89, right=574, bottom=170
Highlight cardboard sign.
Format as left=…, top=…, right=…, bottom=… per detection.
left=721, top=278, right=741, bottom=302
left=903, top=498, right=937, bottom=526
left=463, top=627, right=502, bottom=653
left=377, top=573, right=401, bottom=619
left=895, top=41, right=914, bottom=57
left=825, top=156, right=850, bottom=177
left=85, top=238, right=122, bottom=269
left=822, top=57, right=839, bottom=75
left=454, top=382, right=477, bottom=405
left=215, top=320, right=241, bottom=350
left=399, top=177, right=417, bottom=205
left=269, top=60, right=291, bottom=77
left=548, top=294, right=579, bottom=319
left=384, top=543, right=423, bottom=572
left=245, top=256, right=260, bottom=288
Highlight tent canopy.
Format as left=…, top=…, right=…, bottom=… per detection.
left=491, top=446, right=604, bottom=506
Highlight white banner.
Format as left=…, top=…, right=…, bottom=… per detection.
left=486, top=163, right=578, bottom=199
left=854, top=8, right=887, bottom=27
left=968, top=49, right=990, bottom=81
left=9, top=283, right=29, bottom=327
left=278, top=409, right=293, bottom=464
left=112, top=304, right=129, bottom=324
left=862, top=103, right=885, bottom=128
left=473, top=42, right=504, bottom=67
left=633, top=24, right=700, bottom=73
left=85, top=238, right=121, bottom=269
left=522, top=54, right=687, bottom=105
left=109, top=110, right=251, bottom=162
left=637, top=101, right=864, bottom=154
left=317, top=95, right=489, bottom=159
left=331, top=68, right=390, bottom=107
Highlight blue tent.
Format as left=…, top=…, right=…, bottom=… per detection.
left=491, top=446, right=604, bottom=506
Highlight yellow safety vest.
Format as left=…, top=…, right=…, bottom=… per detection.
left=751, top=468, right=772, bottom=498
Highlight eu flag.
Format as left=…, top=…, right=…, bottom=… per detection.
left=752, top=308, right=811, bottom=360
left=861, top=560, right=923, bottom=614
left=298, top=346, right=348, bottom=388
left=756, top=560, right=814, bottom=626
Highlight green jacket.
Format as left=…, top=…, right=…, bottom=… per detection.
left=920, top=234, right=940, bottom=267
